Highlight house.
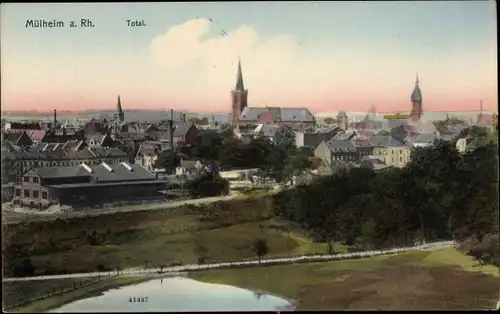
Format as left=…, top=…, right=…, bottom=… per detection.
left=383, top=119, right=408, bottom=130
left=369, top=135, right=412, bottom=168
left=13, top=162, right=166, bottom=209
left=238, top=107, right=316, bottom=127
left=135, top=144, right=160, bottom=172
left=150, top=123, right=198, bottom=148
left=331, top=131, right=357, bottom=142
left=176, top=160, right=205, bottom=177
left=84, top=133, right=114, bottom=147
left=358, top=157, right=393, bottom=172
left=4, top=129, right=45, bottom=143
left=411, top=133, right=439, bottom=148
left=40, top=129, right=79, bottom=143
left=82, top=118, right=109, bottom=134
left=2, top=142, right=129, bottom=184
left=172, top=123, right=198, bottom=146
left=314, top=139, right=358, bottom=169
left=253, top=124, right=283, bottom=144
left=119, top=122, right=158, bottom=133
left=294, top=127, right=340, bottom=148
left=456, top=137, right=478, bottom=153
left=2, top=131, right=34, bottom=147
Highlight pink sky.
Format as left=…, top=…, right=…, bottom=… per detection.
left=2, top=16, right=497, bottom=114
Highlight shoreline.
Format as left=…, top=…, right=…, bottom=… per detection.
left=7, top=275, right=297, bottom=313
left=6, top=276, right=150, bottom=313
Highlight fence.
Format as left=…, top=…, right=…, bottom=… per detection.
left=4, top=273, right=118, bottom=310
left=107, top=241, right=457, bottom=277
left=2, top=241, right=457, bottom=296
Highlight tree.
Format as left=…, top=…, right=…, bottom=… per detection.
left=220, top=138, right=246, bottom=168
left=194, top=131, right=225, bottom=161
left=154, top=151, right=181, bottom=174
left=12, top=258, right=36, bottom=277
left=189, top=171, right=229, bottom=197
left=158, top=264, right=166, bottom=273
left=358, top=218, right=377, bottom=249
left=252, top=238, right=269, bottom=263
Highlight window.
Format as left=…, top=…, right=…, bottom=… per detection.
left=33, top=191, right=39, bottom=198
left=42, top=192, right=48, bottom=199
left=23, top=177, right=30, bottom=183
left=33, top=177, right=39, bottom=184
left=24, top=190, right=30, bottom=197
left=15, top=189, right=21, bottom=196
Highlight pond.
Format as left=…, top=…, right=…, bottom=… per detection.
left=50, top=277, right=295, bottom=312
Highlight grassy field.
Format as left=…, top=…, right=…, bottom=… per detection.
left=190, top=248, right=500, bottom=310
left=3, top=195, right=347, bottom=276
left=3, top=276, right=148, bottom=313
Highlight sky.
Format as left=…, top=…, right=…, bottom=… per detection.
left=1, top=1, right=497, bottom=114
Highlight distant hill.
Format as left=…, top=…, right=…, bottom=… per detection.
left=3, top=109, right=495, bottom=125
left=2, top=109, right=233, bottom=123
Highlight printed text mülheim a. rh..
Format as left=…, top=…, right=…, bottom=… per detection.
left=25, top=19, right=95, bottom=28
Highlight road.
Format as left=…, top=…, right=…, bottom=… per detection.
left=3, top=184, right=284, bottom=223
left=2, top=241, right=456, bottom=283
left=2, top=193, right=240, bottom=223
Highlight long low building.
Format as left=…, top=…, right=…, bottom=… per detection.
left=13, top=162, right=167, bottom=209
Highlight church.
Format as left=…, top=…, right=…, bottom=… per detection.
left=230, top=60, right=316, bottom=130
left=409, top=74, right=423, bottom=123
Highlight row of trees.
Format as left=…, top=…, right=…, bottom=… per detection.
left=274, top=138, right=499, bottom=265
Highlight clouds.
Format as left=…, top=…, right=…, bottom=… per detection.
left=149, top=18, right=323, bottom=105
left=149, top=19, right=497, bottom=112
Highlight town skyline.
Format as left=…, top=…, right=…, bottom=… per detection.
left=1, top=1, right=497, bottom=114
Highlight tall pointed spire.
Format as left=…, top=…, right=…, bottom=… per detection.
left=235, top=58, right=245, bottom=91
left=117, top=95, right=123, bottom=112
left=415, top=72, right=419, bottom=85
left=116, top=95, right=124, bottom=122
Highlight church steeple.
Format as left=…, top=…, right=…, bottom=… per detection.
left=411, top=73, right=422, bottom=103
left=231, top=59, right=248, bottom=130
left=410, top=73, right=423, bottom=122
left=116, top=95, right=124, bottom=122
left=235, top=59, right=245, bottom=91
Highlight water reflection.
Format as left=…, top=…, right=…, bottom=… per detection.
left=51, top=277, right=294, bottom=312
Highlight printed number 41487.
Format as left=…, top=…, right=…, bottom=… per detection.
left=129, top=297, right=148, bottom=303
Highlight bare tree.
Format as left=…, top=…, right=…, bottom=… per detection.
left=252, top=238, right=269, bottom=264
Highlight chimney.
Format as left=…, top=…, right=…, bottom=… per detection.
left=53, top=109, right=57, bottom=130
left=168, top=109, right=175, bottom=152
left=182, top=113, right=186, bottom=123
